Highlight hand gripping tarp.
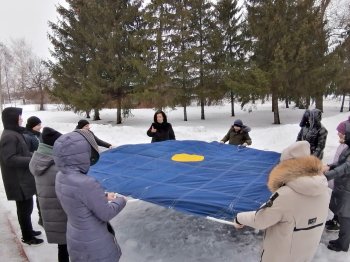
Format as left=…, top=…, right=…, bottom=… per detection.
left=88, top=140, right=280, bottom=221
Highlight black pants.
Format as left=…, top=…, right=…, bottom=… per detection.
left=15, top=197, right=34, bottom=240
left=337, top=216, right=350, bottom=251
left=58, top=244, right=69, bottom=262
left=36, top=194, right=42, bottom=223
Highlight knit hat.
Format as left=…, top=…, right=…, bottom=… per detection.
left=42, top=127, right=62, bottom=146
left=26, top=116, right=41, bottom=130
left=76, top=119, right=89, bottom=129
left=336, top=121, right=347, bottom=135
left=233, top=119, right=243, bottom=127
left=280, top=141, right=310, bottom=161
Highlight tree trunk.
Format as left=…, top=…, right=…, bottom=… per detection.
left=183, top=105, right=187, bottom=121
left=285, top=98, right=289, bottom=108
left=93, top=109, right=101, bottom=121
left=39, top=84, right=44, bottom=111
left=231, top=91, right=235, bottom=116
left=0, top=61, right=2, bottom=112
left=85, top=110, right=90, bottom=118
left=200, top=98, right=205, bottom=120
left=272, top=91, right=280, bottom=124
left=116, top=97, right=122, bottom=124
left=315, top=94, right=323, bottom=112
left=340, top=94, right=345, bottom=112
left=306, top=96, right=311, bottom=109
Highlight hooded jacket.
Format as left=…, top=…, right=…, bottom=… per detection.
left=326, top=136, right=350, bottom=218
left=221, top=125, right=252, bottom=146
left=236, top=156, right=330, bottom=262
left=297, top=109, right=328, bottom=159
left=54, top=131, right=126, bottom=262
left=29, top=143, right=67, bottom=244
left=0, top=107, right=36, bottom=201
left=147, top=111, right=175, bottom=143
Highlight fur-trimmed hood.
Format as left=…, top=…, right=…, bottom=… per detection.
left=268, top=156, right=327, bottom=196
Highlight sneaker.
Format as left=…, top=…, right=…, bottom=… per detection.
left=325, top=220, right=340, bottom=232
left=21, top=237, right=44, bottom=246
left=32, top=230, right=42, bottom=237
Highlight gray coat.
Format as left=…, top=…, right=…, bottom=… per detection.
left=326, top=147, right=350, bottom=218
left=29, top=143, right=67, bottom=244
left=53, top=132, right=126, bottom=262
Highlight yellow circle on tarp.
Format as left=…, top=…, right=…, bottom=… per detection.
left=171, top=153, right=204, bottom=162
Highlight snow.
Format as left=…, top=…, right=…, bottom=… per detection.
left=0, top=98, right=349, bottom=261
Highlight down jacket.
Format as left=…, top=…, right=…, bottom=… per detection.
left=237, top=156, right=330, bottom=262
left=54, top=131, right=126, bottom=262
left=326, top=146, right=350, bottom=218
left=29, top=143, right=67, bottom=244
left=0, top=107, right=36, bottom=201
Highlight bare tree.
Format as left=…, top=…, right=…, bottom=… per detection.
left=29, top=58, right=52, bottom=110
left=11, top=39, right=33, bottom=105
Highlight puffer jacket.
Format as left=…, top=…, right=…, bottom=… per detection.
left=54, top=132, right=126, bottom=262
left=296, top=109, right=327, bottom=159
left=29, top=143, right=67, bottom=244
left=237, top=156, right=330, bottom=262
left=326, top=146, right=350, bottom=218
left=221, top=126, right=252, bottom=146
left=0, top=107, right=36, bottom=201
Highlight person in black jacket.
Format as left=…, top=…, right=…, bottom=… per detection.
left=23, top=116, right=43, bottom=226
left=0, top=107, right=43, bottom=246
left=23, top=116, right=42, bottom=152
left=75, top=119, right=113, bottom=149
left=296, top=109, right=328, bottom=159
left=147, top=110, right=176, bottom=143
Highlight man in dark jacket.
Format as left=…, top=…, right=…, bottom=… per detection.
left=324, top=122, right=350, bottom=252
left=0, top=107, right=43, bottom=245
left=23, top=116, right=42, bottom=152
left=23, top=115, right=43, bottom=226
left=147, top=110, right=176, bottom=143
left=220, top=119, right=252, bottom=146
left=297, top=109, right=328, bottom=159
left=75, top=119, right=112, bottom=149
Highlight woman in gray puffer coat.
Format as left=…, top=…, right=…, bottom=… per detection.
left=53, top=129, right=127, bottom=262
left=29, top=127, right=69, bottom=262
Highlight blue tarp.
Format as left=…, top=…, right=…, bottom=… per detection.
left=88, top=140, right=280, bottom=220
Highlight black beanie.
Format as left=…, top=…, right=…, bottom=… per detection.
left=26, top=116, right=41, bottom=130
left=42, top=127, right=62, bottom=146
left=76, top=119, right=90, bottom=129
left=233, top=119, right=243, bottom=127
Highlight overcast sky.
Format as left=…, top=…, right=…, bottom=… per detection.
left=0, top=0, right=348, bottom=60
left=0, top=0, right=62, bottom=59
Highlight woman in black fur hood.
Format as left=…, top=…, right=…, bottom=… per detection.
left=147, top=110, right=176, bottom=143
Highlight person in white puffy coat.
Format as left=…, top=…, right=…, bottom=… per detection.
left=233, top=141, right=330, bottom=262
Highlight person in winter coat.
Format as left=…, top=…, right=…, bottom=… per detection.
left=54, top=129, right=127, bottom=262
left=324, top=118, right=350, bottom=232
left=323, top=120, right=350, bottom=252
left=296, top=109, right=328, bottom=159
left=233, top=141, right=330, bottom=262
left=147, top=110, right=176, bottom=143
left=75, top=119, right=113, bottom=149
left=23, top=116, right=42, bottom=152
left=23, top=115, right=43, bottom=226
left=29, top=127, right=69, bottom=262
left=220, top=119, right=252, bottom=146
left=0, top=107, right=43, bottom=246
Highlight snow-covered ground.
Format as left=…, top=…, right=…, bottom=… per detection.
left=0, top=98, right=349, bottom=261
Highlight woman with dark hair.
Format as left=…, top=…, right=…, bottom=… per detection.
left=147, top=110, right=176, bottom=143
